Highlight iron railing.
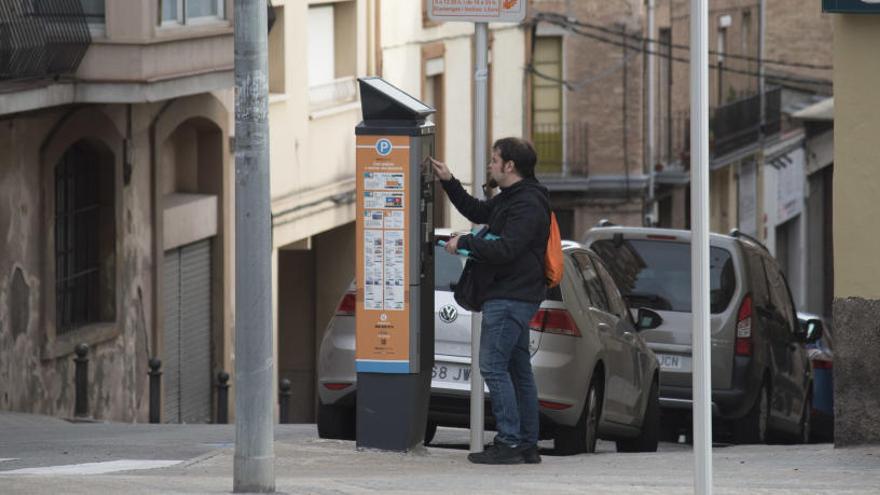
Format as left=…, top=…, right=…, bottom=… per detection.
left=710, top=86, right=782, bottom=157
left=675, top=87, right=783, bottom=166
left=532, top=121, right=589, bottom=177
left=0, top=0, right=92, bottom=82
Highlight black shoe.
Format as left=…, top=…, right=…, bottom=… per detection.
left=518, top=444, right=542, bottom=464
left=467, top=442, right=524, bottom=465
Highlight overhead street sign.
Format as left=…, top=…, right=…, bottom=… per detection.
left=428, top=0, right=527, bottom=23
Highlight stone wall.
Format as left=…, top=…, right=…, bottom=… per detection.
left=832, top=298, right=880, bottom=446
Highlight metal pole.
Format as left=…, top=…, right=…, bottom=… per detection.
left=646, top=0, right=657, bottom=226
left=758, top=0, right=766, bottom=135
left=148, top=358, right=162, bottom=424
left=233, top=0, right=274, bottom=491
left=690, top=0, right=712, bottom=493
left=74, top=343, right=89, bottom=418
left=470, top=21, right=489, bottom=454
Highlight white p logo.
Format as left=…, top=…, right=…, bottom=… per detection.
left=376, top=138, right=393, bottom=156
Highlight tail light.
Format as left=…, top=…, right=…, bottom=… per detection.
left=529, top=308, right=581, bottom=337
left=335, top=291, right=356, bottom=316
left=323, top=382, right=353, bottom=390
left=811, top=359, right=832, bottom=370
left=735, top=294, right=753, bottom=356
left=539, top=400, right=573, bottom=410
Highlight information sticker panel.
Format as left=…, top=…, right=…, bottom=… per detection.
left=356, top=135, right=411, bottom=373
left=428, top=0, right=526, bottom=23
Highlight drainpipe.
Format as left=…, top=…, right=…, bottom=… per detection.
left=646, top=0, right=656, bottom=225
left=148, top=99, right=176, bottom=369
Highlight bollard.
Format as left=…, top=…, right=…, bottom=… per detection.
left=216, top=371, right=230, bottom=424
left=74, top=343, right=89, bottom=418
left=279, top=378, right=292, bottom=424
left=148, top=358, right=162, bottom=423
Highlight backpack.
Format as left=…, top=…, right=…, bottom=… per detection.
left=545, top=212, right=564, bottom=288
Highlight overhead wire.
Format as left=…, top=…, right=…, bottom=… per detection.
left=532, top=12, right=834, bottom=71
left=527, top=13, right=832, bottom=89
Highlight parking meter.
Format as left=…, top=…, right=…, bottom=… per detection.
left=354, top=77, right=435, bottom=451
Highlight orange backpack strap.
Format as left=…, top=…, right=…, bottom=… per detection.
left=545, top=212, right=564, bottom=288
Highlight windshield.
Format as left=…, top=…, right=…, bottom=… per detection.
left=434, top=245, right=466, bottom=291
left=591, top=239, right=736, bottom=314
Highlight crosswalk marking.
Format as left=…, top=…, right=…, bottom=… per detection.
left=1, top=460, right=182, bottom=475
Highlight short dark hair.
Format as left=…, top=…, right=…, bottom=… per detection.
left=492, top=137, right=537, bottom=178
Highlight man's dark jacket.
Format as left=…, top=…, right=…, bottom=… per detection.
left=441, top=175, right=550, bottom=305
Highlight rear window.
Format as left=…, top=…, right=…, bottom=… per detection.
left=434, top=245, right=466, bottom=291
left=591, top=239, right=736, bottom=314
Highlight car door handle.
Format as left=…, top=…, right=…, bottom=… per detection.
left=598, top=323, right=611, bottom=333
left=788, top=343, right=799, bottom=351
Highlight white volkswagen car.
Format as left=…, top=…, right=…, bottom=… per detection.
left=317, top=229, right=661, bottom=454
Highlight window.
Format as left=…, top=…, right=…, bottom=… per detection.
left=591, top=239, right=736, bottom=314
left=161, top=0, right=225, bottom=25
left=532, top=36, right=563, bottom=174
left=307, top=1, right=358, bottom=109
left=572, top=252, right=610, bottom=312
left=591, top=254, right=631, bottom=322
left=54, top=142, right=116, bottom=335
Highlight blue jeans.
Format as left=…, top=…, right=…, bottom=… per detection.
left=479, top=299, right=541, bottom=447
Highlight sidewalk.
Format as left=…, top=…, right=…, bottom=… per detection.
left=2, top=416, right=879, bottom=494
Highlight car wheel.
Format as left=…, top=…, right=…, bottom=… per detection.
left=733, top=380, right=770, bottom=444
left=317, top=402, right=356, bottom=440
left=616, top=379, right=660, bottom=453
left=554, top=374, right=602, bottom=455
left=424, top=421, right=438, bottom=445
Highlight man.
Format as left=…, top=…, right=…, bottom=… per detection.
left=431, top=137, right=550, bottom=465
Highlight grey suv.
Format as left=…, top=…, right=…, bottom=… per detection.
left=317, top=229, right=661, bottom=454
left=583, top=226, right=815, bottom=444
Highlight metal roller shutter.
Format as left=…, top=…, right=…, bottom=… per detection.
left=164, top=239, right=213, bottom=423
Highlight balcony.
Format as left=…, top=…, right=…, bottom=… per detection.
left=710, top=86, right=781, bottom=157
left=0, top=2, right=91, bottom=82
left=533, top=121, right=589, bottom=178
left=674, top=87, right=782, bottom=167
left=308, top=76, right=358, bottom=112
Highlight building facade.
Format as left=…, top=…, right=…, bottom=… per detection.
left=0, top=0, right=237, bottom=423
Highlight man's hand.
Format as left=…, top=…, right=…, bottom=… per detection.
left=445, top=235, right=462, bottom=255
left=430, top=157, right=452, bottom=181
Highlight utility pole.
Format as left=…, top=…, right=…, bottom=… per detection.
left=233, top=0, right=274, bottom=492
left=646, top=0, right=656, bottom=226
left=690, top=0, right=712, bottom=493
left=470, top=21, right=489, bottom=454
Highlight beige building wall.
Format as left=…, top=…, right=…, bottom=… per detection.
left=380, top=0, right=527, bottom=232
left=833, top=18, right=880, bottom=300
left=831, top=13, right=880, bottom=447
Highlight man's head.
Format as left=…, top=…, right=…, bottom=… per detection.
left=488, top=137, right=537, bottom=188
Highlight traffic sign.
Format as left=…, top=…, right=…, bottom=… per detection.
left=428, top=0, right=527, bottom=23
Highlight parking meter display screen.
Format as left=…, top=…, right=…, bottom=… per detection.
left=360, top=78, right=433, bottom=115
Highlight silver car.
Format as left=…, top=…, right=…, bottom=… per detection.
left=584, top=225, right=816, bottom=444
left=317, top=229, right=661, bottom=454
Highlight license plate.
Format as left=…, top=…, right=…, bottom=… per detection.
left=432, top=363, right=471, bottom=383
left=657, top=354, right=683, bottom=370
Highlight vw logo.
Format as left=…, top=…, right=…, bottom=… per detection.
left=439, top=304, right=458, bottom=323
left=375, top=138, right=393, bottom=156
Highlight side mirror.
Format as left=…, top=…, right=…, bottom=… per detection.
left=636, top=308, right=663, bottom=331
left=803, top=318, right=824, bottom=343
